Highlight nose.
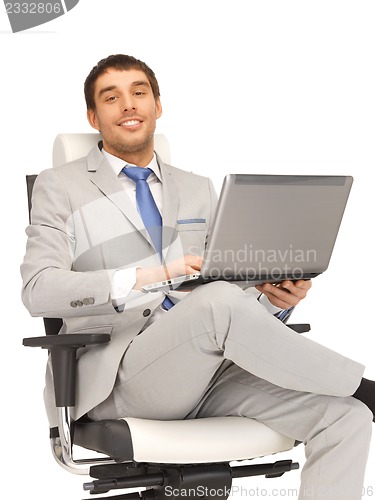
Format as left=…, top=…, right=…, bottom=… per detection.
left=121, top=94, right=136, bottom=112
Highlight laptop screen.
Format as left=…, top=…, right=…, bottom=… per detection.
left=201, top=174, right=353, bottom=282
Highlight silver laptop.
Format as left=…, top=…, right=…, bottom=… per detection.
left=142, top=174, right=353, bottom=292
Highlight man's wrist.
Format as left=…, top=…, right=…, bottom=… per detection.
left=134, top=265, right=166, bottom=290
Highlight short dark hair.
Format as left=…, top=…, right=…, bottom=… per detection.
left=84, top=54, right=160, bottom=110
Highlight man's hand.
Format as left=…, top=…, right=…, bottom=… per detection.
left=164, top=255, right=203, bottom=279
left=134, top=255, right=203, bottom=290
left=255, top=280, right=312, bottom=309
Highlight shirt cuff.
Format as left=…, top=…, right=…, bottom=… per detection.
left=111, top=267, right=140, bottom=308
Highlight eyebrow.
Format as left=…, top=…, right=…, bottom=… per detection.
left=131, top=80, right=151, bottom=89
left=97, top=81, right=151, bottom=99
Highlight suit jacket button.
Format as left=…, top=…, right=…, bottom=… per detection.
left=76, top=300, right=83, bottom=307
left=88, top=297, right=95, bottom=304
left=70, top=301, right=77, bottom=308
left=83, top=298, right=90, bottom=305
left=143, top=308, right=151, bottom=317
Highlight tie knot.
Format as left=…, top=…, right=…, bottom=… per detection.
left=122, top=166, right=152, bottom=183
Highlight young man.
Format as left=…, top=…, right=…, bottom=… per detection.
left=21, top=54, right=374, bottom=499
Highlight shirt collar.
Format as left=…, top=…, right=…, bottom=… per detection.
left=102, top=149, right=162, bottom=182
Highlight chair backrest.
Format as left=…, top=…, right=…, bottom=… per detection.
left=52, top=133, right=171, bottom=168
left=26, top=174, right=37, bottom=224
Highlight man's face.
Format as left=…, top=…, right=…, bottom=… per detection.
left=87, top=68, right=162, bottom=165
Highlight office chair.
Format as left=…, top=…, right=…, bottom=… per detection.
left=23, top=133, right=310, bottom=499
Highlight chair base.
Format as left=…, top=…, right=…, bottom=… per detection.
left=83, top=459, right=299, bottom=499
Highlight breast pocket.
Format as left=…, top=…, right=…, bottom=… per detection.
left=176, top=219, right=207, bottom=255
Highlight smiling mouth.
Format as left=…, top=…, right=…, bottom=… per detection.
left=119, top=119, right=142, bottom=128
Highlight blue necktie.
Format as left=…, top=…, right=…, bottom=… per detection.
left=122, top=166, right=174, bottom=310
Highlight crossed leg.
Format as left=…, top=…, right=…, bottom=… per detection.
left=89, top=281, right=372, bottom=499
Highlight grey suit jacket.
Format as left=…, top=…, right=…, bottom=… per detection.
left=21, top=143, right=217, bottom=426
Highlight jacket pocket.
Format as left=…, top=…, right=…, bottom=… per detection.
left=69, top=324, right=114, bottom=335
left=177, top=220, right=207, bottom=232
left=176, top=221, right=207, bottom=255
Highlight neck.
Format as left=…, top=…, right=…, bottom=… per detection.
left=120, top=152, right=153, bottom=167
left=102, top=137, right=155, bottom=167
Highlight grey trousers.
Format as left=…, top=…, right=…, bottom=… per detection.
left=91, top=281, right=373, bottom=500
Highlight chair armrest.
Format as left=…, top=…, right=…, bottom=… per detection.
left=23, top=333, right=110, bottom=348
left=23, top=334, right=110, bottom=407
left=286, top=324, right=311, bottom=334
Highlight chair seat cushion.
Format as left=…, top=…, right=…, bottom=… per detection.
left=124, top=416, right=294, bottom=464
left=74, top=416, right=294, bottom=464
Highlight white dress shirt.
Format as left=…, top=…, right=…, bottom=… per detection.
left=102, top=149, right=163, bottom=310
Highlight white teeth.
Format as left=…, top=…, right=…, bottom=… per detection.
left=121, top=120, right=140, bottom=126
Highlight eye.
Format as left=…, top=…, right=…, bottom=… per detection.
left=106, top=95, right=118, bottom=102
left=134, top=91, right=145, bottom=96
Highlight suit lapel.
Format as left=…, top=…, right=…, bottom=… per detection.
left=86, top=144, right=155, bottom=250
left=159, top=157, right=180, bottom=260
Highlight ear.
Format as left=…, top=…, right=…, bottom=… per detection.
left=87, top=109, right=100, bottom=131
left=155, top=98, right=162, bottom=120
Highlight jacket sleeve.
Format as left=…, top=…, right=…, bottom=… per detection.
left=21, top=168, right=117, bottom=318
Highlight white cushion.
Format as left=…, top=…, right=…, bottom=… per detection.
left=52, top=133, right=171, bottom=168
left=123, top=416, right=294, bottom=464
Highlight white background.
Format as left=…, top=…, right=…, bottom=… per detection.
left=1, top=0, right=374, bottom=497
